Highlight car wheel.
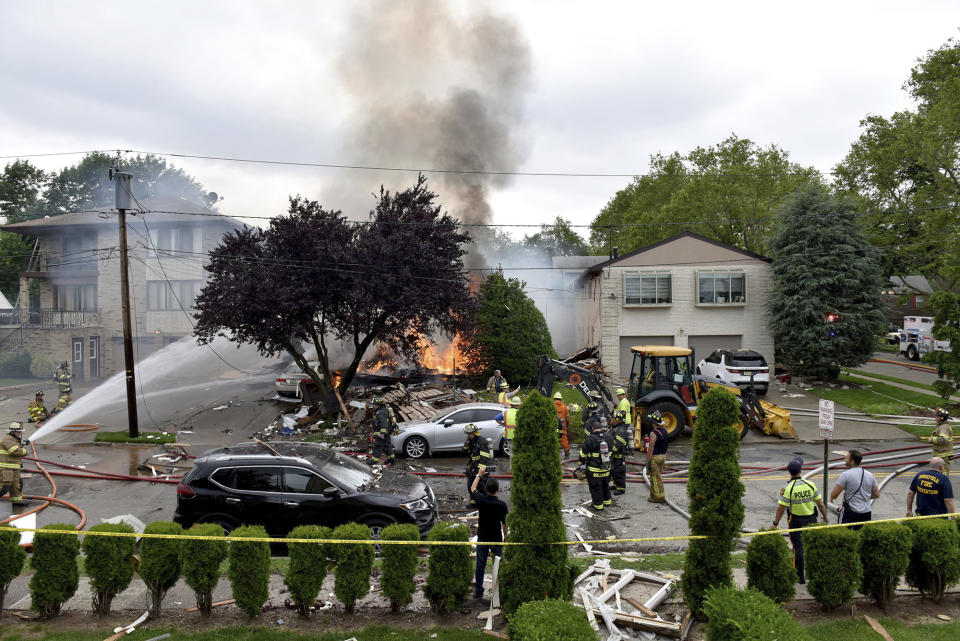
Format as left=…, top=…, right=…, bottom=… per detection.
left=403, top=436, right=429, bottom=459
left=362, top=517, right=396, bottom=554
left=695, top=366, right=702, bottom=375
left=199, top=517, right=238, bottom=534
left=500, top=438, right=511, bottom=457
left=649, top=401, right=685, bottom=441
left=907, top=345, right=918, bottom=361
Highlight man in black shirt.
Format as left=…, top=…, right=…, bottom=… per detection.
left=470, top=469, right=508, bottom=603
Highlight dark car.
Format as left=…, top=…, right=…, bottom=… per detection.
left=173, top=442, right=438, bottom=539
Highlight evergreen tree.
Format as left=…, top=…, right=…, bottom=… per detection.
left=768, top=187, right=887, bottom=379
left=499, top=391, right=574, bottom=615
left=682, top=388, right=745, bottom=615
left=459, top=271, right=555, bottom=384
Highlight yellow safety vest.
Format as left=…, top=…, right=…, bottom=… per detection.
left=504, top=408, right=519, bottom=439
left=617, top=398, right=632, bottom=425
left=498, top=391, right=510, bottom=405
left=777, top=478, right=821, bottom=516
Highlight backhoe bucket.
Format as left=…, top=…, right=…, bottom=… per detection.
left=758, top=400, right=797, bottom=439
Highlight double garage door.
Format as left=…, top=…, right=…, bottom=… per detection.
left=619, top=334, right=742, bottom=376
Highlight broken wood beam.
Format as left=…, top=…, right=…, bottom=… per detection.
left=183, top=598, right=235, bottom=612
left=624, top=596, right=657, bottom=618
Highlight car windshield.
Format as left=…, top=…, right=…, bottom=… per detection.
left=313, top=450, right=372, bottom=490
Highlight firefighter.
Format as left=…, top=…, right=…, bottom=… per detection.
left=52, top=391, right=72, bottom=415
left=553, top=392, right=570, bottom=458
left=462, top=423, right=491, bottom=504
left=609, top=409, right=631, bottom=495
left=576, top=414, right=612, bottom=511
left=371, top=397, right=397, bottom=466
left=645, top=410, right=669, bottom=503
left=486, top=370, right=508, bottom=396
left=495, top=397, right=521, bottom=456
left=27, top=391, right=50, bottom=424
left=54, top=361, right=72, bottom=396
left=0, top=422, right=29, bottom=506
left=930, top=408, right=953, bottom=474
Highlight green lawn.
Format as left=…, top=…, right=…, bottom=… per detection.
left=0, top=377, right=42, bottom=388
left=807, top=619, right=960, bottom=641
left=810, top=375, right=946, bottom=416
left=842, top=368, right=938, bottom=393
left=0, top=627, right=489, bottom=641
left=93, top=430, right=177, bottom=444
left=896, top=423, right=938, bottom=439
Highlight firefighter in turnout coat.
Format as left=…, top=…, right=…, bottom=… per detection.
left=371, top=398, right=398, bottom=466
left=609, top=410, right=631, bottom=495
left=0, top=423, right=29, bottom=506
left=462, top=423, right=491, bottom=504
left=577, top=415, right=612, bottom=511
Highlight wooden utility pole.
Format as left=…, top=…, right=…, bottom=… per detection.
left=114, top=171, right=140, bottom=438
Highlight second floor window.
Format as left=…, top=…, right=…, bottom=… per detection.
left=624, top=272, right=672, bottom=305
left=152, top=226, right=197, bottom=255
left=53, top=284, right=97, bottom=311
left=698, top=271, right=746, bottom=304
left=147, top=280, right=199, bottom=310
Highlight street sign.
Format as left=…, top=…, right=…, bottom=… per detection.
left=819, top=399, right=835, bottom=439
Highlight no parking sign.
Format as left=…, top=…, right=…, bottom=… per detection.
left=819, top=399, right=835, bottom=439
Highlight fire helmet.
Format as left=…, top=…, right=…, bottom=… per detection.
left=586, top=401, right=598, bottom=410
left=9, top=422, right=22, bottom=433
left=647, top=410, right=665, bottom=426
left=463, top=423, right=480, bottom=435
left=35, top=390, right=44, bottom=398
left=614, top=410, right=626, bottom=421
left=936, top=407, right=950, bottom=421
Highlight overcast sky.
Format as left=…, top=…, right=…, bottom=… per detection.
left=2, top=1, right=958, bottom=237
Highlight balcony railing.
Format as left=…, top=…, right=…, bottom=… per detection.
left=0, top=308, right=100, bottom=328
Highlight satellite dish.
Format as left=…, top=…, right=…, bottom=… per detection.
left=204, top=192, right=220, bottom=206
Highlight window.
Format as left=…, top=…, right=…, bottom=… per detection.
left=231, top=467, right=282, bottom=492
left=698, top=271, right=746, bottom=304
left=153, top=226, right=198, bottom=255
left=147, top=280, right=199, bottom=310
left=283, top=468, right=332, bottom=494
left=211, top=468, right=234, bottom=487
left=475, top=409, right=502, bottom=422
left=444, top=410, right=476, bottom=424
left=53, top=285, right=97, bottom=311
left=60, top=234, right=98, bottom=270
left=624, top=272, right=672, bottom=305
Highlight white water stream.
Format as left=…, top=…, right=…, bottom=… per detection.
left=29, top=336, right=282, bottom=442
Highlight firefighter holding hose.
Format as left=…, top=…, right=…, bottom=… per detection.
left=0, top=422, right=30, bottom=506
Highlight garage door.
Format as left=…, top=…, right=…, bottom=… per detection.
left=619, top=336, right=674, bottom=378
left=687, top=335, right=742, bottom=362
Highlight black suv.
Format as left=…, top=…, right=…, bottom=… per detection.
left=173, top=442, right=438, bottom=538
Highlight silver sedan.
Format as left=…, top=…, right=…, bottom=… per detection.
left=391, top=402, right=510, bottom=459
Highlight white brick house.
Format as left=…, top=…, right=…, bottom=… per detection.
left=580, top=232, right=775, bottom=379
left=0, top=197, right=243, bottom=383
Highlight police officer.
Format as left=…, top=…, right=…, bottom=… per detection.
left=0, top=423, right=29, bottom=506
left=27, top=391, right=50, bottom=424
left=645, top=410, right=669, bottom=503
left=773, top=458, right=829, bottom=584
left=54, top=361, right=72, bottom=396
left=930, top=408, right=953, bottom=474
left=553, top=392, right=570, bottom=458
left=463, top=423, right=491, bottom=503
left=371, top=397, right=398, bottom=466
left=577, top=416, right=612, bottom=511
left=609, top=410, right=630, bottom=495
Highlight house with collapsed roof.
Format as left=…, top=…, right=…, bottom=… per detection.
left=0, top=197, right=243, bottom=384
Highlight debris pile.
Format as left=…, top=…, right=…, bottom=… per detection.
left=563, top=345, right=607, bottom=375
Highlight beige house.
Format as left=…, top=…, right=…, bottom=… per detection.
left=0, top=197, right=243, bottom=384
left=577, top=232, right=775, bottom=378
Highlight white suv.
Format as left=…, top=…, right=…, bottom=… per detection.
left=696, top=349, right=769, bottom=395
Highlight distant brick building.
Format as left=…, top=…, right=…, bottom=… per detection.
left=0, top=197, right=243, bottom=383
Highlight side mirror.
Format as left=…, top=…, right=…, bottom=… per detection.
left=443, top=419, right=454, bottom=427
left=322, top=486, right=340, bottom=498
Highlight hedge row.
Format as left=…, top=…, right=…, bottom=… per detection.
left=746, top=519, right=960, bottom=610
left=0, top=520, right=480, bottom=619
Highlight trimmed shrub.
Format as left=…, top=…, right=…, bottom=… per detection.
left=29, top=523, right=80, bottom=617
left=509, top=598, right=596, bottom=641
left=227, top=525, right=270, bottom=617
left=380, top=523, right=420, bottom=612
left=82, top=522, right=136, bottom=615
left=332, top=522, right=373, bottom=613
left=682, top=388, right=745, bottom=615
left=0, top=352, right=31, bottom=378
left=29, top=354, right=55, bottom=379
left=500, top=391, right=575, bottom=616
left=139, top=521, right=184, bottom=614
left=703, top=587, right=811, bottom=641
left=858, top=522, right=912, bottom=608
left=0, top=526, right=27, bottom=611
left=181, top=523, right=228, bottom=616
left=746, top=529, right=796, bottom=603
left=424, top=521, right=472, bottom=614
left=803, top=525, right=861, bottom=609
left=285, top=525, right=332, bottom=617
left=905, top=518, right=960, bottom=602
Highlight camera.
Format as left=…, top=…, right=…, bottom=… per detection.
left=485, top=465, right=497, bottom=474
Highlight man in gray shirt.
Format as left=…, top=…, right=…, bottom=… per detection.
left=829, top=449, right=879, bottom=530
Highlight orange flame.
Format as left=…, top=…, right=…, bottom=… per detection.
left=419, top=339, right=463, bottom=375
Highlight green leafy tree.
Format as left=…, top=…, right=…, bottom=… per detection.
left=82, top=522, right=136, bottom=616
left=138, top=521, right=184, bottom=615
left=590, top=135, right=820, bottom=256
left=0, top=526, right=27, bottom=611
left=0, top=160, right=48, bottom=300
left=682, top=388, right=744, bottom=615
left=227, top=525, right=271, bottom=617
left=29, top=523, right=80, bottom=618
left=768, top=187, right=887, bottom=379
left=459, top=271, right=555, bottom=384
left=927, top=291, right=960, bottom=399
left=285, top=525, right=332, bottom=617
left=500, top=392, right=574, bottom=615
left=522, top=217, right=590, bottom=257
left=835, top=38, right=960, bottom=289
left=181, top=523, right=228, bottom=616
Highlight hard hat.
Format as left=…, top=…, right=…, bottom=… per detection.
left=61, top=361, right=69, bottom=368
left=647, top=410, right=665, bottom=426
left=35, top=390, right=44, bottom=397
left=616, top=388, right=626, bottom=395
left=588, top=390, right=601, bottom=398
left=9, top=422, right=22, bottom=433
left=936, top=407, right=950, bottom=421
left=553, top=392, right=562, bottom=400
left=510, top=397, right=522, bottom=406
left=463, top=423, right=480, bottom=434
left=586, top=401, right=598, bottom=410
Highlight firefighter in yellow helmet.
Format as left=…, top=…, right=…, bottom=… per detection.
left=0, top=422, right=30, bottom=506
left=27, top=391, right=50, bottom=425
left=930, top=408, right=953, bottom=474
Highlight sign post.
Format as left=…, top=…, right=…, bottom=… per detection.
left=819, top=399, right=835, bottom=500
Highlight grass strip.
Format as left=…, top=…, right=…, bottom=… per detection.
left=807, top=618, right=960, bottom=641
left=810, top=375, right=946, bottom=416
left=93, top=430, right=177, bottom=444
left=842, top=369, right=938, bottom=393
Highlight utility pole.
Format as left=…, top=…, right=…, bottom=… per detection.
left=113, top=170, right=140, bottom=438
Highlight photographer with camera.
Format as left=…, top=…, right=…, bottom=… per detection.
left=469, top=466, right=507, bottom=605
